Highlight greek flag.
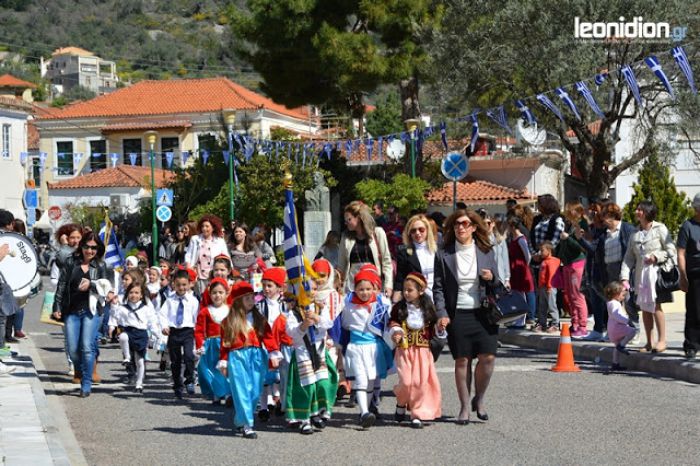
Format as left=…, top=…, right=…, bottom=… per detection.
left=129, top=153, right=137, bottom=166
left=672, top=45, right=697, bottom=94
left=181, top=150, right=189, bottom=166
left=575, top=81, right=605, bottom=119
left=99, top=217, right=124, bottom=269
left=110, top=153, right=119, bottom=168
left=201, top=149, right=209, bottom=165
left=366, top=138, right=373, bottom=161
left=470, top=113, right=479, bottom=153
left=377, top=136, right=384, bottom=161
left=555, top=88, right=581, bottom=121
left=223, top=150, right=230, bottom=166
left=644, top=55, right=674, bottom=99
left=439, top=121, right=448, bottom=150
left=486, top=106, right=512, bottom=135
left=73, top=153, right=83, bottom=166
left=283, top=187, right=316, bottom=307
left=594, top=72, right=608, bottom=87
left=515, top=100, right=536, bottom=126
left=165, top=151, right=174, bottom=168
left=536, top=94, right=566, bottom=124
left=621, top=65, right=644, bottom=107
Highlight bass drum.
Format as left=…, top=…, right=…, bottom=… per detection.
left=0, top=232, right=40, bottom=300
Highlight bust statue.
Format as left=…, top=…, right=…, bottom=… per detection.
left=305, top=171, right=330, bottom=211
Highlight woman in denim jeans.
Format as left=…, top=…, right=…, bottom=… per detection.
left=53, top=232, right=111, bottom=397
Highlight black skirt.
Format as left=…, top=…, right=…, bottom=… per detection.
left=123, top=327, right=149, bottom=357
left=447, top=308, right=499, bottom=359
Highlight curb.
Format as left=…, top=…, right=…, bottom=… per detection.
left=21, top=336, right=89, bottom=466
left=499, top=328, right=700, bottom=384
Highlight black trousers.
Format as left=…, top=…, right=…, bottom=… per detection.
left=685, top=273, right=700, bottom=352
left=168, top=327, right=195, bottom=389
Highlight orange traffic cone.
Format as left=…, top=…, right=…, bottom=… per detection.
left=551, top=323, right=581, bottom=372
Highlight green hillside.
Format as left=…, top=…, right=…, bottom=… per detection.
left=0, top=0, right=259, bottom=94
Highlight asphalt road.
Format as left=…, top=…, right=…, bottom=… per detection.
left=21, top=285, right=700, bottom=466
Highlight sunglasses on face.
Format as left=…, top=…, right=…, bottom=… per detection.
left=410, top=227, right=426, bottom=234
left=82, top=244, right=98, bottom=251
left=455, top=220, right=472, bottom=229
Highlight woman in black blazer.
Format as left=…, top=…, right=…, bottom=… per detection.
left=433, top=209, right=498, bottom=424
left=393, top=214, right=439, bottom=302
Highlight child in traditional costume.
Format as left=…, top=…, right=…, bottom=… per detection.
left=285, top=279, right=338, bottom=434
left=388, top=272, right=443, bottom=428
left=255, top=267, right=288, bottom=420
left=341, top=269, right=391, bottom=428
left=108, top=281, right=159, bottom=393
left=218, top=281, right=280, bottom=439
left=194, top=278, right=232, bottom=404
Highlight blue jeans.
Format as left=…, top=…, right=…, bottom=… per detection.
left=526, top=291, right=537, bottom=321
left=99, top=304, right=111, bottom=339
left=65, top=310, right=102, bottom=393
left=14, top=308, right=24, bottom=332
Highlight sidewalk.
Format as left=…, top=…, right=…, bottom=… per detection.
left=499, top=311, right=700, bottom=384
left=0, top=335, right=87, bottom=466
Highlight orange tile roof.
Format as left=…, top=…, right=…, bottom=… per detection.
left=0, top=74, right=37, bottom=89
left=48, top=165, right=176, bottom=190
left=566, top=120, right=601, bottom=138
left=51, top=46, right=94, bottom=57
left=38, top=77, right=311, bottom=121
left=102, top=119, right=192, bottom=132
left=426, top=176, right=535, bottom=205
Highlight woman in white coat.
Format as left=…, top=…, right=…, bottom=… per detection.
left=184, top=214, right=230, bottom=296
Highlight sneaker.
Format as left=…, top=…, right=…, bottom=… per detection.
left=67, top=362, right=75, bottom=376
left=5, top=336, right=19, bottom=343
left=532, top=324, right=544, bottom=333
left=685, top=349, right=697, bottom=360
left=185, top=383, right=195, bottom=395
left=525, top=319, right=536, bottom=327
left=581, top=330, right=604, bottom=342
left=121, top=358, right=131, bottom=366
left=410, top=419, right=423, bottom=429
left=299, top=421, right=314, bottom=435
left=359, top=412, right=376, bottom=429
left=0, top=362, right=16, bottom=375
left=600, top=332, right=609, bottom=342
left=14, top=331, right=27, bottom=339
left=546, top=325, right=560, bottom=334
left=242, top=426, right=257, bottom=439
left=135, top=386, right=143, bottom=394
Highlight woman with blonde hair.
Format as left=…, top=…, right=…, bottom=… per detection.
left=393, top=214, right=439, bottom=302
left=338, top=201, right=393, bottom=296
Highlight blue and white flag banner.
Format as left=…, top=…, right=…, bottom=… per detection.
left=555, top=88, right=581, bottom=121
left=39, top=152, right=47, bottom=169
left=594, top=72, right=608, bottom=87
left=672, top=45, right=697, bottom=94
left=91, top=152, right=101, bottom=159
left=377, top=136, right=384, bottom=161
left=20, top=152, right=27, bottom=165
left=201, top=149, right=209, bottom=165
left=222, top=150, right=230, bottom=166
left=536, top=94, right=566, bottom=124
left=182, top=150, right=189, bottom=165
left=99, top=219, right=124, bottom=269
left=110, top=153, right=119, bottom=168
left=129, top=153, right=137, bottom=166
left=575, top=81, right=606, bottom=119
left=470, top=113, right=479, bottom=153
left=621, top=65, right=644, bottom=107
left=515, top=99, right=536, bottom=126
left=165, top=151, right=174, bottom=168
left=645, top=55, right=675, bottom=99
left=73, top=152, right=83, bottom=166
left=485, top=106, right=512, bottom=135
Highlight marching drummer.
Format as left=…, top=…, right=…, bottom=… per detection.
left=0, top=209, right=16, bottom=375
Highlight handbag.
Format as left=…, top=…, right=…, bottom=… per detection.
left=479, top=283, right=529, bottom=326
left=656, top=264, right=680, bottom=293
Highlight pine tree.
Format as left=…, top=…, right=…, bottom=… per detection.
left=622, top=148, right=693, bottom=237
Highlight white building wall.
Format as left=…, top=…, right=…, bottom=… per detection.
left=0, top=108, right=29, bottom=221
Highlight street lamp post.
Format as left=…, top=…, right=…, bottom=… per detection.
left=223, top=111, right=236, bottom=223
left=145, top=130, right=158, bottom=266
left=404, top=118, right=420, bottom=178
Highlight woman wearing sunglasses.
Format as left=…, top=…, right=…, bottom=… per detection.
left=53, top=232, right=111, bottom=397
left=393, top=214, right=439, bottom=302
left=433, top=209, right=498, bottom=424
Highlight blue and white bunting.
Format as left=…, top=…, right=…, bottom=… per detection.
left=485, top=106, right=512, bottom=135
left=19, top=152, right=27, bottom=165
left=672, top=45, right=697, bottom=94
left=575, top=81, right=605, bottom=119
left=366, top=138, right=373, bottom=161
left=621, top=65, right=644, bottom=107
left=345, top=140, right=352, bottom=156
left=110, top=152, right=119, bottom=168
left=39, top=152, right=47, bottom=169
left=129, top=153, right=137, bottom=166
left=91, top=152, right=101, bottom=159
left=165, top=151, right=174, bottom=168
left=201, top=149, right=209, bottom=165
left=555, top=87, right=581, bottom=121
left=223, top=150, right=230, bottom=166
left=73, top=152, right=83, bottom=166
left=515, top=100, right=536, bottom=126
left=594, top=72, right=608, bottom=87
left=469, top=113, right=479, bottom=153
left=645, top=55, right=674, bottom=99
left=536, top=94, right=566, bottom=124
left=440, top=121, right=448, bottom=150
left=377, top=136, right=383, bottom=162
left=182, top=150, right=189, bottom=166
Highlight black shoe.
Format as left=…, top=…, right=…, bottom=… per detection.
left=615, top=343, right=631, bottom=355
left=471, top=398, right=488, bottom=421
left=174, top=388, right=183, bottom=399
left=611, top=363, right=627, bottom=371
left=394, top=406, right=406, bottom=423
left=159, top=360, right=167, bottom=371
left=311, top=415, right=326, bottom=429
left=79, top=390, right=90, bottom=398
left=345, top=397, right=356, bottom=408
left=242, top=428, right=257, bottom=439
left=185, top=383, right=195, bottom=395
left=135, top=387, right=143, bottom=394
left=127, top=376, right=136, bottom=386
left=455, top=417, right=470, bottom=425
left=274, top=402, right=284, bottom=417
left=258, top=409, right=270, bottom=422
left=225, top=396, right=233, bottom=408
left=360, top=412, right=376, bottom=429
left=410, top=419, right=423, bottom=429
left=369, top=403, right=380, bottom=416
left=685, top=349, right=697, bottom=360
left=100, top=337, right=107, bottom=345
left=5, top=336, right=18, bottom=343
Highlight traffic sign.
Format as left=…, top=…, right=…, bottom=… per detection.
left=441, top=152, right=469, bottom=181
left=157, top=188, right=174, bottom=207
left=48, top=206, right=62, bottom=221
left=156, top=205, right=172, bottom=222
left=23, top=189, right=38, bottom=209
left=26, top=208, right=36, bottom=226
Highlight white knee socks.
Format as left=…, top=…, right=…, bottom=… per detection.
left=135, top=355, right=145, bottom=388
left=119, top=333, right=130, bottom=361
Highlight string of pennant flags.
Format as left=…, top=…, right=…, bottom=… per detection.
left=15, top=44, right=696, bottom=175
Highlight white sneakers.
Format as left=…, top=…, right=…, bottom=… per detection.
left=0, top=361, right=16, bottom=375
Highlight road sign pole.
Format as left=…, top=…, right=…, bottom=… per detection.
left=453, top=180, right=457, bottom=212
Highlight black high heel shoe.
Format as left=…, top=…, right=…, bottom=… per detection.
left=471, top=398, right=489, bottom=421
